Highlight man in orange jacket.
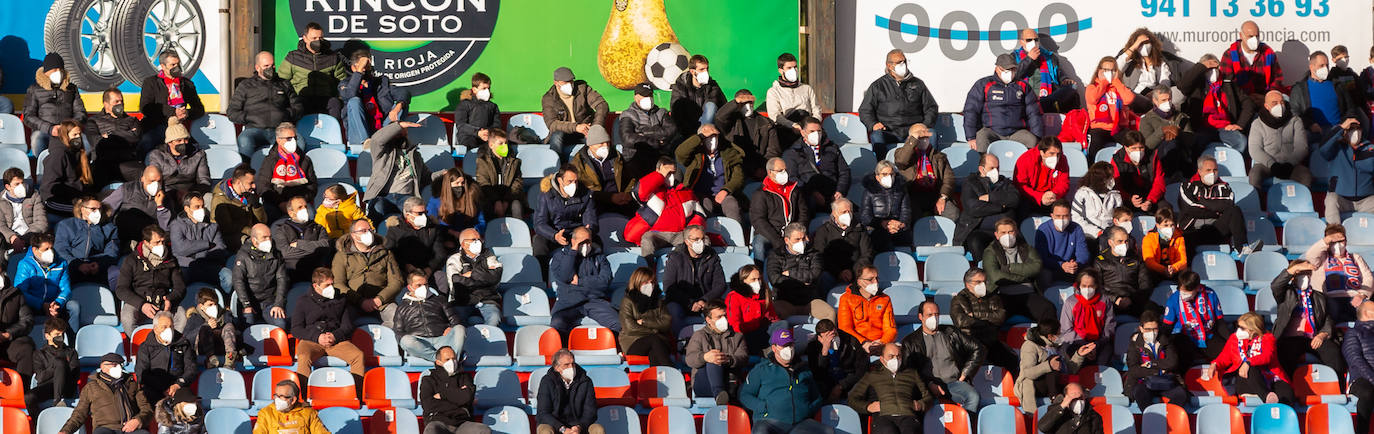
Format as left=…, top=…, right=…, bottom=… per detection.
left=836, top=265, right=897, bottom=355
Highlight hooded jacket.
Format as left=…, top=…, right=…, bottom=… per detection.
left=279, top=39, right=347, bottom=98
left=330, top=235, right=403, bottom=306
left=549, top=244, right=613, bottom=312
left=625, top=170, right=706, bottom=245
left=1014, top=148, right=1070, bottom=204
left=1071, top=186, right=1122, bottom=238
left=812, top=219, right=874, bottom=278
left=314, top=192, right=369, bottom=239
left=53, top=216, right=120, bottom=266
left=750, top=177, right=809, bottom=249
left=209, top=180, right=267, bottom=251
left=962, top=75, right=1045, bottom=138
left=858, top=73, right=939, bottom=132
left=540, top=81, right=609, bottom=133
left=669, top=72, right=726, bottom=132
left=955, top=172, right=1019, bottom=244
left=134, top=330, right=197, bottom=400
left=766, top=245, right=822, bottom=306
left=23, top=67, right=86, bottom=134
left=290, top=289, right=355, bottom=344
left=619, top=99, right=678, bottom=156
left=685, top=322, right=749, bottom=389
left=362, top=122, right=432, bottom=201
left=739, top=352, right=823, bottom=425
left=617, top=288, right=671, bottom=351
left=535, top=365, right=598, bottom=431
left=473, top=147, right=523, bottom=203
left=676, top=135, right=745, bottom=196
left=847, top=362, right=934, bottom=417
left=562, top=144, right=632, bottom=206
left=860, top=174, right=913, bottom=227
left=40, top=139, right=90, bottom=203
left=231, top=242, right=289, bottom=310
left=391, top=292, right=462, bottom=338
left=103, top=181, right=172, bottom=242
left=724, top=283, right=778, bottom=334
left=661, top=243, right=727, bottom=309
left=443, top=248, right=502, bottom=306
left=60, top=372, right=152, bottom=433
left=951, top=288, right=1007, bottom=343
left=338, top=71, right=403, bottom=119
left=139, top=73, right=205, bottom=130
left=0, top=193, right=46, bottom=242
left=898, top=324, right=985, bottom=382
left=14, top=247, right=70, bottom=309
left=836, top=284, right=897, bottom=344
left=153, top=396, right=204, bottom=434
left=781, top=137, right=851, bottom=197
left=1343, top=320, right=1374, bottom=383
left=253, top=402, right=327, bottom=434
left=116, top=246, right=186, bottom=309
left=420, top=367, right=477, bottom=425
left=148, top=146, right=211, bottom=191
left=227, top=74, right=302, bottom=130
left=1017, top=329, right=1087, bottom=412
left=1141, top=230, right=1187, bottom=276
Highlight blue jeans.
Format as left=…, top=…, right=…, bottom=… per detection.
left=398, top=328, right=465, bottom=362
left=454, top=304, right=502, bottom=327
left=692, top=362, right=728, bottom=397
left=368, top=193, right=413, bottom=221
left=241, top=299, right=288, bottom=329
left=868, top=129, right=903, bottom=159
left=944, top=380, right=979, bottom=409
left=1217, top=129, right=1248, bottom=151
left=751, top=419, right=834, bottom=434
left=344, top=97, right=403, bottom=147
left=699, top=101, right=719, bottom=126
left=30, top=131, right=50, bottom=157
left=551, top=299, right=621, bottom=333
left=237, top=127, right=274, bottom=157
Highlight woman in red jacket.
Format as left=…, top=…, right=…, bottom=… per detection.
left=724, top=264, right=778, bottom=352
left=1205, top=312, right=1295, bottom=405
left=1085, top=56, right=1138, bottom=157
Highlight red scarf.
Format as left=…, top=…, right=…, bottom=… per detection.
left=159, top=71, right=184, bottom=107
left=1203, top=81, right=1231, bottom=129
left=272, top=150, right=306, bottom=183
left=761, top=177, right=796, bottom=221
left=912, top=148, right=937, bottom=190
left=1072, top=291, right=1106, bottom=341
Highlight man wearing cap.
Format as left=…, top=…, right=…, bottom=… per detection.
left=253, top=379, right=328, bottom=434
left=619, top=82, right=679, bottom=178
left=147, top=121, right=211, bottom=197
left=59, top=353, right=153, bottom=434
left=23, top=53, right=87, bottom=157
left=228, top=51, right=303, bottom=157
left=740, top=329, right=829, bottom=434
left=542, top=67, right=609, bottom=148
left=963, top=53, right=1045, bottom=151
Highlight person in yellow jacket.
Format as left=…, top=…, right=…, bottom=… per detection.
left=254, top=380, right=328, bottom=434
left=315, top=184, right=371, bottom=239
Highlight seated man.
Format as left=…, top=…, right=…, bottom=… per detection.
left=232, top=224, right=289, bottom=328
left=687, top=301, right=749, bottom=405
left=103, top=165, right=172, bottom=244
left=782, top=117, right=850, bottom=208
left=1139, top=85, right=1197, bottom=184
left=180, top=287, right=239, bottom=368
left=1295, top=51, right=1362, bottom=139
left=567, top=126, right=634, bottom=215
left=384, top=197, right=449, bottom=278
left=805, top=319, right=869, bottom=404
left=677, top=124, right=744, bottom=223
left=542, top=67, right=609, bottom=147
left=740, top=329, right=829, bottom=434
left=983, top=218, right=1056, bottom=323
left=836, top=265, right=897, bottom=355
left=858, top=49, right=938, bottom=157
left=1012, top=29, right=1079, bottom=113
left=769, top=53, right=824, bottom=132
left=715, top=89, right=783, bottom=176
left=624, top=157, right=707, bottom=256
left=54, top=197, right=120, bottom=284
left=662, top=225, right=727, bottom=332
left=146, top=123, right=210, bottom=196
left=1111, top=131, right=1168, bottom=213
left=622, top=82, right=679, bottom=175
left=1344, top=301, right=1374, bottom=434
left=84, top=89, right=142, bottom=186
left=1219, top=21, right=1285, bottom=98
left=812, top=198, right=874, bottom=287
left=393, top=270, right=463, bottom=362
left=670, top=55, right=726, bottom=133
left=860, top=160, right=913, bottom=251
left=15, top=233, right=71, bottom=318
left=253, top=380, right=328, bottom=434
left=210, top=166, right=268, bottom=251
left=1303, top=224, right=1373, bottom=323
left=1035, top=200, right=1091, bottom=288
left=1035, top=383, right=1104, bottom=433
left=952, top=268, right=1015, bottom=370
left=1142, top=205, right=1187, bottom=283
left=1092, top=226, right=1152, bottom=317
left=452, top=73, right=501, bottom=150
left=767, top=223, right=835, bottom=323
left=332, top=219, right=402, bottom=325
left=894, top=124, right=959, bottom=220
left=536, top=350, right=603, bottom=434
left=549, top=227, right=619, bottom=333
left=1124, top=311, right=1188, bottom=407
left=750, top=157, right=810, bottom=257
left=534, top=165, right=597, bottom=257
left=900, top=301, right=984, bottom=409
left=134, top=311, right=196, bottom=403
left=419, top=346, right=490, bottom=434
left=279, top=22, right=345, bottom=118
left=848, top=343, right=934, bottom=432
left=115, top=225, right=185, bottom=332
left=272, top=196, right=335, bottom=282
left=1178, top=155, right=1263, bottom=254
left=59, top=353, right=152, bottom=434
left=955, top=154, right=1019, bottom=255
left=1056, top=270, right=1116, bottom=364
left=26, top=318, right=78, bottom=410
left=227, top=52, right=302, bottom=156
left=340, top=50, right=408, bottom=149
left=964, top=53, right=1044, bottom=151
left=1162, top=271, right=1230, bottom=365
left=1319, top=119, right=1374, bottom=223
left=1249, top=90, right=1312, bottom=189
left=254, top=123, right=317, bottom=217
left=292, top=267, right=365, bottom=378
left=443, top=228, right=503, bottom=326
left=1014, top=137, right=1069, bottom=217
left=470, top=129, right=525, bottom=219
left=169, top=195, right=228, bottom=285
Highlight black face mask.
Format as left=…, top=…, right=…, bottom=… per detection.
left=308, top=40, right=323, bottom=52
left=167, top=66, right=183, bottom=77
left=111, top=105, right=125, bottom=116
left=452, top=185, right=465, bottom=198
left=363, top=66, right=375, bottom=76
left=260, top=68, right=276, bottom=80
left=175, top=143, right=191, bottom=155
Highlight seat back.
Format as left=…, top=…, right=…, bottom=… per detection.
left=251, top=368, right=302, bottom=407
left=586, top=367, right=634, bottom=407
left=498, top=253, right=542, bottom=287
left=1184, top=365, right=1235, bottom=404
left=596, top=406, right=642, bottom=434
left=487, top=218, right=534, bottom=251
left=569, top=326, right=619, bottom=357
left=646, top=406, right=695, bottom=434
left=204, top=408, right=252, bottom=434
left=368, top=407, right=420, bottom=434
left=1249, top=403, right=1299, bottom=434
left=923, top=403, right=972, bottom=434
left=912, top=216, right=957, bottom=249
left=1213, top=286, right=1250, bottom=318
left=1243, top=251, right=1288, bottom=288
left=823, top=113, right=867, bottom=144
left=0, top=406, right=27, bottom=434
left=1292, top=364, right=1344, bottom=405
left=819, top=404, right=863, bottom=434
left=0, top=368, right=24, bottom=409
left=718, top=253, right=754, bottom=280
left=75, top=324, right=124, bottom=366
left=308, top=367, right=360, bottom=409
left=205, top=148, right=245, bottom=182
left=1231, top=181, right=1261, bottom=213
left=875, top=251, right=919, bottom=285
left=702, top=405, right=751, bottom=434
left=518, top=148, right=561, bottom=181
left=1192, top=251, right=1238, bottom=280
left=1205, top=146, right=1247, bottom=178
left=1282, top=216, right=1326, bottom=248
left=635, top=367, right=689, bottom=408
left=512, top=324, right=561, bottom=366
left=922, top=252, right=969, bottom=290
left=1141, top=403, right=1189, bottom=434
left=361, top=367, right=414, bottom=409
left=1020, top=216, right=1052, bottom=248
left=1094, top=145, right=1121, bottom=163
left=1343, top=213, right=1374, bottom=245
left=1194, top=404, right=1245, bottom=434
left=242, top=324, right=293, bottom=366
left=298, top=114, right=344, bottom=149
left=972, top=365, right=1018, bottom=408
left=473, top=368, right=525, bottom=410
left=318, top=407, right=363, bottom=434
left=887, top=285, right=926, bottom=324
left=0, top=148, right=28, bottom=178
left=464, top=324, right=511, bottom=367
left=974, top=403, right=1026, bottom=434
left=607, top=252, right=649, bottom=288
left=404, top=114, right=449, bottom=148
left=189, top=114, right=237, bottom=146
left=841, top=145, right=878, bottom=198
left=36, top=406, right=79, bottom=434
left=1304, top=403, right=1356, bottom=434
left=1268, top=181, right=1315, bottom=213
left=420, top=146, right=455, bottom=174
left=942, top=144, right=980, bottom=177
left=69, top=283, right=117, bottom=327
left=526, top=368, right=549, bottom=408
left=986, top=141, right=1023, bottom=177
left=705, top=217, right=747, bottom=249
left=505, top=287, right=553, bottom=326
left=358, top=324, right=404, bottom=367
left=1093, top=403, right=1134, bottom=434
left=307, top=148, right=350, bottom=180
left=508, top=113, right=549, bottom=141
left=0, top=114, right=25, bottom=145
left=484, top=406, right=533, bottom=434
left=196, top=368, right=248, bottom=406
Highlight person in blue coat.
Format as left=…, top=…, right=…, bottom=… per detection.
left=534, top=166, right=598, bottom=258
left=1344, top=301, right=1374, bottom=434
left=13, top=232, right=70, bottom=317
left=1036, top=200, right=1091, bottom=288
left=549, top=227, right=618, bottom=333
left=1319, top=118, right=1374, bottom=223
left=740, top=328, right=830, bottom=434
left=53, top=196, right=120, bottom=285
left=963, top=53, right=1045, bottom=151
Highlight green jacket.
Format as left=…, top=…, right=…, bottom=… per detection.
left=847, top=364, right=934, bottom=417
left=675, top=135, right=746, bottom=196
left=278, top=39, right=347, bottom=98
left=740, top=353, right=823, bottom=425
left=617, top=290, right=672, bottom=351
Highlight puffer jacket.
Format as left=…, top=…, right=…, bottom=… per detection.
left=0, top=193, right=47, bottom=242
left=134, top=330, right=197, bottom=399
left=209, top=180, right=267, bottom=251
left=955, top=173, right=1019, bottom=244
left=847, top=363, right=934, bottom=417
left=739, top=353, right=823, bottom=425
left=419, top=368, right=477, bottom=425
left=836, top=284, right=896, bottom=343
left=331, top=236, right=402, bottom=306
left=13, top=247, right=70, bottom=309
left=473, top=148, right=523, bottom=203
left=1123, top=330, right=1181, bottom=398
left=1248, top=109, right=1308, bottom=167
left=253, top=403, right=326, bottom=434
left=804, top=331, right=869, bottom=393
left=1176, top=174, right=1234, bottom=230
left=0, top=286, right=33, bottom=342
left=115, top=247, right=186, bottom=308
left=685, top=323, right=749, bottom=386
left=153, top=396, right=204, bottom=434
left=950, top=288, right=1006, bottom=343
left=1344, top=320, right=1374, bottom=383
left=147, top=147, right=211, bottom=191
left=53, top=216, right=120, bottom=266
left=781, top=138, right=850, bottom=196
left=714, top=100, right=783, bottom=164
left=270, top=217, right=334, bottom=279
left=982, top=242, right=1042, bottom=293
left=138, top=74, right=205, bottom=130
left=338, top=71, right=402, bottom=117
left=1109, top=149, right=1166, bottom=204
left=451, top=97, right=500, bottom=148
left=255, top=149, right=318, bottom=207
left=898, top=325, right=985, bottom=382
left=661, top=243, right=727, bottom=309
left=533, top=182, right=597, bottom=240
left=278, top=39, right=346, bottom=98
left=619, top=100, right=678, bottom=155
left=750, top=178, right=809, bottom=248
left=226, top=74, right=301, bottom=130
left=859, top=175, right=912, bottom=227
left=892, top=143, right=956, bottom=199
left=535, top=365, right=598, bottom=431
left=676, top=135, right=745, bottom=196
left=315, top=192, right=369, bottom=239
left=858, top=73, right=939, bottom=131
left=391, top=294, right=461, bottom=338
left=549, top=244, right=612, bottom=312
left=617, top=289, right=671, bottom=351
left=168, top=215, right=228, bottom=280
left=1270, top=269, right=1334, bottom=338
left=540, top=81, right=608, bottom=133
left=59, top=372, right=152, bottom=433
left=812, top=219, right=874, bottom=278
left=382, top=216, right=448, bottom=273
left=766, top=246, right=822, bottom=306
left=563, top=145, right=632, bottom=205
left=23, top=67, right=86, bottom=134
left=766, top=80, right=822, bottom=128
left=1016, top=330, right=1086, bottom=413
left=962, top=75, right=1044, bottom=138
left=231, top=242, right=289, bottom=310
left=443, top=248, right=502, bottom=306
left=669, top=72, right=726, bottom=132
left=1090, top=244, right=1151, bottom=304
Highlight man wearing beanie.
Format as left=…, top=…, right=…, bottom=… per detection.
left=139, top=51, right=205, bottom=154
left=618, top=82, right=678, bottom=178
left=148, top=122, right=211, bottom=197
left=565, top=123, right=635, bottom=215
left=23, top=53, right=86, bottom=157
left=542, top=67, right=609, bottom=148
left=59, top=353, right=153, bottom=434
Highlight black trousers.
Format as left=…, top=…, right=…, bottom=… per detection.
left=1170, top=327, right=1231, bottom=368
left=871, top=415, right=921, bottom=434
left=1002, top=291, right=1058, bottom=323
left=1086, top=128, right=1129, bottom=160
left=1129, top=381, right=1188, bottom=407
left=1183, top=204, right=1249, bottom=253
left=625, top=334, right=674, bottom=367
left=0, top=337, right=34, bottom=379
left=1230, top=371, right=1295, bottom=405
left=1351, top=378, right=1374, bottom=434
left=25, top=364, right=78, bottom=410
left=1276, top=335, right=1347, bottom=379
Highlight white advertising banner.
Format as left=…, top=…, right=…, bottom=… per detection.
left=850, top=0, right=1372, bottom=112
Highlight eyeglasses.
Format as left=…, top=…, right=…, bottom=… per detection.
left=351, top=229, right=372, bottom=234
left=1023, top=38, right=1038, bottom=43
left=279, top=136, right=297, bottom=141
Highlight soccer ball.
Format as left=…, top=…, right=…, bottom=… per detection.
left=644, top=42, right=689, bottom=90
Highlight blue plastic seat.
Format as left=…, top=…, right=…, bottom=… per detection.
left=718, top=253, right=755, bottom=281
left=504, top=286, right=552, bottom=327
left=518, top=148, right=561, bottom=181
left=1253, top=287, right=1278, bottom=322
left=1305, top=403, right=1355, bottom=434
left=403, top=113, right=450, bottom=148
left=934, top=113, right=965, bottom=145
left=1097, top=403, right=1134, bottom=434
left=36, top=404, right=75, bottom=434
left=419, top=146, right=455, bottom=174
left=35, top=150, right=48, bottom=178
left=1140, top=403, right=1190, bottom=434
left=1192, top=251, right=1241, bottom=288
left=875, top=251, right=919, bottom=285
left=1244, top=251, right=1288, bottom=292
left=975, top=403, right=1027, bottom=434
left=362, top=366, right=416, bottom=409
left=306, top=147, right=350, bottom=180
left=971, top=365, right=1016, bottom=408
left=702, top=406, right=750, bottom=434
left=912, top=216, right=962, bottom=259
left=189, top=114, right=238, bottom=147
left=474, top=368, right=525, bottom=410
left=606, top=252, right=648, bottom=289
left=1065, top=148, right=1089, bottom=179
left=497, top=253, right=542, bottom=288
left=1282, top=216, right=1326, bottom=255
left=647, top=406, right=695, bottom=434
left=1342, top=213, right=1374, bottom=245
left=356, top=150, right=374, bottom=188
left=1205, top=146, right=1247, bottom=180
left=464, top=324, right=512, bottom=367
left=987, top=141, right=1024, bottom=178
left=1250, top=403, right=1299, bottom=434
left=887, top=285, right=926, bottom=324
left=639, top=366, right=691, bottom=408
left=705, top=216, right=748, bottom=254
left=205, top=407, right=253, bottom=434
left=818, top=404, right=862, bottom=434
left=487, top=217, right=534, bottom=255
left=318, top=407, right=363, bottom=434
left=0, top=148, right=28, bottom=178
left=198, top=368, right=250, bottom=409
left=941, top=144, right=980, bottom=178
left=1267, top=180, right=1319, bottom=223
left=526, top=367, right=550, bottom=408
left=597, top=406, right=642, bottom=434
left=1094, top=145, right=1122, bottom=163
left=508, top=113, right=549, bottom=142
left=0, top=113, right=25, bottom=147
left=1195, top=404, right=1244, bottom=434
left=842, top=145, right=877, bottom=199
left=922, top=252, right=970, bottom=293
left=298, top=114, right=344, bottom=151
left=1213, top=285, right=1250, bottom=320
left=923, top=404, right=973, bottom=434
left=75, top=324, right=123, bottom=366
left=1086, top=367, right=1129, bottom=407
left=1245, top=216, right=1281, bottom=252
left=598, top=214, right=635, bottom=254
left=1020, top=216, right=1051, bottom=248
left=205, top=148, right=245, bottom=182
left=485, top=406, right=533, bottom=434
left=69, top=283, right=118, bottom=327
left=1231, top=182, right=1262, bottom=214
left=823, top=113, right=868, bottom=145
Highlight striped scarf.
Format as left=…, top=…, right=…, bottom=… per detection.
left=1180, top=291, right=1216, bottom=347
left=1236, top=336, right=1262, bottom=364
left=1325, top=254, right=1362, bottom=290
left=1013, top=47, right=1059, bottom=98
left=1296, top=286, right=1317, bottom=338
left=912, top=149, right=936, bottom=189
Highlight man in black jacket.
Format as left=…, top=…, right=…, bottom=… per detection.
left=1123, top=311, right=1187, bottom=407
left=1036, top=383, right=1105, bottom=434
left=24, top=53, right=87, bottom=157
left=85, top=88, right=143, bottom=185
left=281, top=22, right=346, bottom=119
left=670, top=55, right=726, bottom=134
left=859, top=49, right=940, bottom=158
left=1090, top=226, right=1153, bottom=317
left=750, top=158, right=809, bottom=259
left=452, top=73, right=501, bottom=150
left=661, top=225, right=727, bottom=333
left=228, top=52, right=303, bottom=156
left=620, top=82, right=679, bottom=175
left=116, top=225, right=186, bottom=333
left=536, top=349, right=604, bottom=434
left=812, top=198, right=874, bottom=287
left=26, top=318, right=78, bottom=410
left=233, top=224, right=289, bottom=328
left=714, top=90, right=782, bottom=178
left=135, top=311, right=196, bottom=403
left=103, top=165, right=173, bottom=244
left=138, top=51, right=205, bottom=153
left=384, top=197, right=449, bottom=279
left=393, top=271, right=463, bottom=362
left=292, top=267, right=365, bottom=378
left=442, top=228, right=503, bottom=326
left=272, top=197, right=335, bottom=282
left=1178, top=156, right=1261, bottom=255
left=783, top=117, right=850, bottom=209
left=766, top=223, right=834, bottom=323
left=804, top=319, right=869, bottom=403
left=899, top=301, right=984, bottom=409
left=419, top=346, right=490, bottom=434
left=955, top=154, right=1019, bottom=255
left=0, top=280, right=34, bottom=380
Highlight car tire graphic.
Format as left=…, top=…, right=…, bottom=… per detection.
left=109, top=0, right=205, bottom=84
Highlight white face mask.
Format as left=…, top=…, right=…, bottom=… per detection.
left=664, top=173, right=676, bottom=187
left=1269, top=103, right=1285, bottom=118
left=1140, top=44, right=1151, bottom=57
left=282, top=138, right=298, bottom=154
left=411, top=213, right=428, bottom=228
left=1101, top=71, right=1114, bottom=82
left=592, top=145, right=609, bottom=161
left=475, top=88, right=491, bottom=101
left=806, top=131, right=821, bottom=145
left=773, top=171, right=789, bottom=185
left=637, top=97, right=653, bottom=111
left=1245, top=36, right=1259, bottom=51
left=1080, top=287, right=1096, bottom=298
left=1351, top=130, right=1363, bottom=145
left=689, top=239, right=706, bottom=255
left=1156, top=101, right=1172, bottom=113
left=106, top=366, right=123, bottom=379
left=998, top=69, right=1015, bottom=83
left=1112, top=242, right=1128, bottom=257
left=256, top=239, right=272, bottom=252
left=878, top=175, right=893, bottom=189
left=892, top=62, right=908, bottom=77
left=36, top=249, right=54, bottom=264
left=562, top=182, right=578, bottom=197
left=48, top=71, right=63, bottom=84
left=1158, top=226, right=1174, bottom=240
left=777, top=346, right=794, bottom=362
left=560, top=366, right=576, bottom=381
left=558, top=83, right=573, bottom=95
left=412, top=286, right=429, bottom=300
left=985, top=169, right=1001, bottom=183
left=884, top=358, right=900, bottom=373
left=713, top=317, right=729, bottom=332
left=783, top=68, right=799, bottom=82
left=145, top=181, right=160, bottom=196
left=274, top=397, right=291, bottom=411
left=696, top=71, right=710, bottom=84
left=150, top=244, right=166, bottom=257
left=579, top=243, right=591, bottom=257
left=1209, top=69, right=1220, bottom=83
left=8, top=184, right=26, bottom=198
left=1143, top=331, right=1157, bottom=343
left=190, top=208, right=207, bottom=222
left=293, top=208, right=309, bottom=223
left=1315, top=66, right=1330, bottom=81
left=1296, top=275, right=1311, bottom=289
left=1333, top=242, right=1346, bottom=257
left=747, top=280, right=761, bottom=293
left=1072, top=399, right=1085, bottom=414
left=442, top=359, right=457, bottom=375
left=1117, top=221, right=1133, bottom=233
left=1235, top=329, right=1252, bottom=340
left=182, top=403, right=198, bottom=417
left=639, top=282, right=655, bottom=297
left=357, top=231, right=375, bottom=247
left=1180, top=290, right=1195, bottom=301
left=1201, top=172, right=1217, bottom=186
left=789, top=240, right=805, bottom=254
left=836, top=212, right=852, bottom=228
left=1107, top=179, right=1116, bottom=190
left=466, top=239, right=483, bottom=256
left=743, top=103, right=754, bottom=117
left=863, top=283, right=879, bottom=296
left=923, top=316, right=939, bottom=331
left=1053, top=218, right=1069, bottom=232
left=998, top=233, right=1016, bottom=248
left=1128, top=150, right=1143, bottom=163
left=158, top=328, right=173, bottom=343
left=971, top=282, right=987, bottom=298
left=204, top=305, right=219, bottom=318
left=1025, top=40, right=1038, bottom=51
left=320, top=285, right=336, bottom=299
left=1043, top=155, right=1059, bottom=169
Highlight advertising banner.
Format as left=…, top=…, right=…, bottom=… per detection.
left=0, top=0, right=228, bottom=110
left=850, top=0, right=1372, bottom=111
left=266, top=0, right=801, bottom=112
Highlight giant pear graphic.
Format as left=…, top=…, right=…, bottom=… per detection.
left=598, top=0, right=680, bottom=90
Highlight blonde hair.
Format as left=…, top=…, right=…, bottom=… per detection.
left=1236, top=312, right=1266, bottom=335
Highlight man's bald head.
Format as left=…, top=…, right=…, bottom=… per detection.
left=1360, top=301, right=1374, bottom=322
left=885, top=49, right=905, bottom=65
left=1241, top=21, right=1259, bottom=36
left=142, top=165, right=162, bottom=183
left=255, top=52, right=276, bottom=79
left=1264, top=90, right=1284, bottom=109
left=458, top=228, right=480, bottom=242
left=255, top=52, right=274, bottom=66
left=251, top=223, right=271, bottom=239
left=1020, top=28, right=1038, bottom=40
left=980, top=153, right=999, bottom=168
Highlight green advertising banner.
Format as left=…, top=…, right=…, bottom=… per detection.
left=267, top=0, right=800, bottom=112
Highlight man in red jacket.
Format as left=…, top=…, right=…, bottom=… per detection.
left=625, top=157, right=707, bottom=256
left=1013, top=136, right=1069, bottom=218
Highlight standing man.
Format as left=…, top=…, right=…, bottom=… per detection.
left=227, top=52, right=303, bottom=157
left=279, top=22, right=347, bottom=118
left=859, top=49, right=939, bottom=158
left=543, top=67, right=609, bottom=148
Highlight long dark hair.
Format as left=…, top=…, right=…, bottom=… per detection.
left=1121, top=28, right=1164, bottom=68
left=432, top=168, right=479, bottom=224
left=1083, top=161, right=1114, bottom=195
left=56, top=120, right=92, bottom=185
